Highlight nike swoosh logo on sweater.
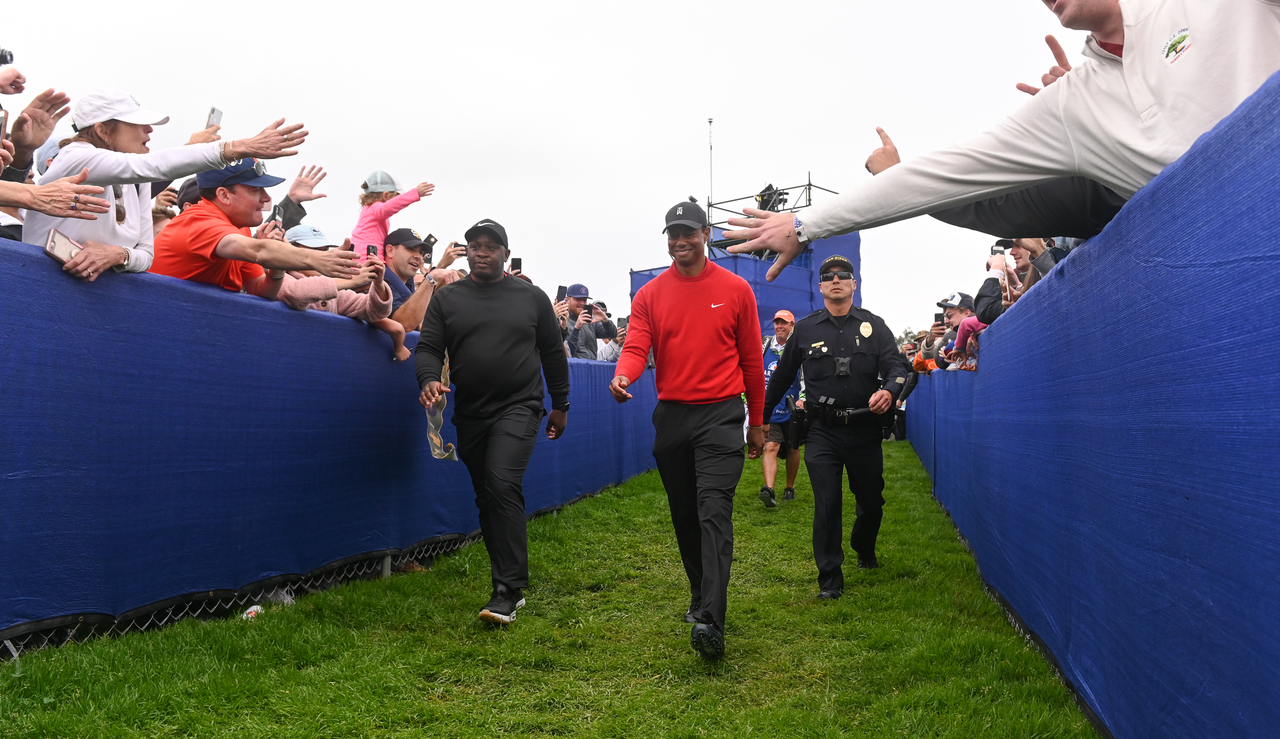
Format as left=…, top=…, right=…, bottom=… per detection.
left=711, top=303, right=725, bottom=308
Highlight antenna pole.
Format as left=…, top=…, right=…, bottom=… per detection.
left=708, top=118, right=714, bottom=224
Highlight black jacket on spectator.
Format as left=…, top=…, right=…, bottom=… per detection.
left=416, top=275, right=569, bottom=425
left=279, top=197, right=307, bottom=231
left=975, top=278, right=1005, bottom=326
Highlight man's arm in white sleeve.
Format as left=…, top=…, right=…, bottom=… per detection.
left=802, top=89, right=1079, bottom=240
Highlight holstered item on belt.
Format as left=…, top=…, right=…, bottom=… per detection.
left=785, top=396, right=809, bottom=446
left=812, top=402, right=873, bottom=426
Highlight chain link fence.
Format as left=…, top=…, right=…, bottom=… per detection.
left=1, top=534, right=476, bottom=662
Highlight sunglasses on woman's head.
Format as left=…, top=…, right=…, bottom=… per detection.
left=111, top=185, right=125, bottom=224
left=820, top=270, right=854, bottom=282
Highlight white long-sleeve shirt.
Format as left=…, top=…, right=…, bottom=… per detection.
left=803, top=0, right=1280, bottom=240
left=23, top=141, right=225, bottom=272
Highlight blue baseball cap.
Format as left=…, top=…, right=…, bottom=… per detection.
left=566, top=284, right=590, bottom=299
left=196, top=159, right=286, bottom=190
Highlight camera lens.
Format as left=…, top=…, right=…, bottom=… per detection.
left=0, top=49, right=13, bottom=65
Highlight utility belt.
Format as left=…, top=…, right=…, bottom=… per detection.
left=809, top=396, right=876, bottom=426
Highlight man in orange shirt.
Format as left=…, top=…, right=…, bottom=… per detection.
left=151, top=159, right=357, bottom=296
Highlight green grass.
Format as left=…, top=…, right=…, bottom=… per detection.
left=0, top=442, right=1098, bottom=738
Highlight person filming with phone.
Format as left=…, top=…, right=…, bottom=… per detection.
left=564, top=283, right=616, bottom=360
left=23, top=88, right=308, bottom=282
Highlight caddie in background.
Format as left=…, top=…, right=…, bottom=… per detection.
left=763, top=255, right=910, bottom=599
left=416, top=218, right=570, bottom=625
left=759, top=309, right=804, bottom=508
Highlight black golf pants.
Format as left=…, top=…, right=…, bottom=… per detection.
left=455, top=403, right=542, bottom=592
left=652, top=398, right=746, bottom=634
left=804, top=419, right=885, bottom=593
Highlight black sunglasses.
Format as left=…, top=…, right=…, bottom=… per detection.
left=820, top=270, right=854, bottom=282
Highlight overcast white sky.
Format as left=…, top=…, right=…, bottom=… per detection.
left=9, top=1, right=1086, bottom=337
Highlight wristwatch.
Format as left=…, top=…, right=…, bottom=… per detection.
left=793, top=215, right=810, bottom=245
left=552, top=401, right=570, bottom=413
left=269, top=269, right=286, bottom=281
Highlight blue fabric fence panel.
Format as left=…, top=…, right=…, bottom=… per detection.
left=903, top=71, right=1280, bottom=739
left=0, top=244, right=657, bottom=635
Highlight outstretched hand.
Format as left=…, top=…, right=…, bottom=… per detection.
left=722, top=208, right=804, bottom=282
left=29, top=169, right=111, bottom=219
left=865, top=127, right=901, bottom=175
left=0, top=68, right=26, bottom=95
left=236, top=118, right=308, bottom=159
left=289, top=165, right=328, bottom=203
left=1016, top=35, right=1073, bottom=96
left=8, top=89, right=71, bottom=167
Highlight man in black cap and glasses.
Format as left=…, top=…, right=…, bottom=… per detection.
left=763, top=255, right=910, bottom=599
left=416, top=219, right=570, bottom=625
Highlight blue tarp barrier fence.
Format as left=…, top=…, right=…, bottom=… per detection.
left=0, top=242, right=657, bottom=652
left=905, top=70, right=1280, bottom=739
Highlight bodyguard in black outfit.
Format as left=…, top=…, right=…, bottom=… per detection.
left=763, top=255, right=911, bottom=599
left=416, top=219, right=570, bottom=625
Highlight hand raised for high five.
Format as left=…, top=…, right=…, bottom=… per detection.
left=227, top=118, right=308, bottom=160
left=1016, top=35, right=1073, bottom=96
left=289, top=165, right=328, bottom=203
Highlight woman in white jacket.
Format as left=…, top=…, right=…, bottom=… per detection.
left=23, top=87, right=308, bottom=282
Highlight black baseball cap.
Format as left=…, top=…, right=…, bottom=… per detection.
left=386, top=227, right=428, bottom=251
left=662, top=200, right=708, bottom=233
left=464, top=219, right=508, bottom=247
left=819, top=254, right=855, bottom=275
left=175, top=178, right=201, bottom=211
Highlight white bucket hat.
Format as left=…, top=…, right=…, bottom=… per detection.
left=73, top=88, right=170, bottom=131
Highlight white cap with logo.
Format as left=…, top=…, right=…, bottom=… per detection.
left=72, top=88, right=170, bottom=131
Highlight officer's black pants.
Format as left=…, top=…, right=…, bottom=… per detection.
left=455, top=403, right=542, bottom=592
left=652, top=398, right=745, bottom=634
left=930, top=176, right=1127, bottom=239
left=804, top=419, right=885, bottom=592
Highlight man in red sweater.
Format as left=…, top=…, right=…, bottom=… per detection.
left=610, top=200, right=766, bottom=660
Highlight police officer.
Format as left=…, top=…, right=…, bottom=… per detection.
left=763, top=255, right=910, bottom=599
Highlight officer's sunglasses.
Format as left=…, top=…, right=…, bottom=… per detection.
left=820, top=270, right=854, bottom=282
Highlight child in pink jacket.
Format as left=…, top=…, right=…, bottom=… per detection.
left=351, top=170, right=435, bottom=262
left=277, top=249, right=410, bottom=362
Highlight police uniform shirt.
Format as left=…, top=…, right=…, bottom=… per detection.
left=763, top=307, right=910, bottom=414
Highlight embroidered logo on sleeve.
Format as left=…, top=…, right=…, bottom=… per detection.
left=1162, top=29, right=1190, bottom=64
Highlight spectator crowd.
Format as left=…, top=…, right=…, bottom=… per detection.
left=0, top=60, right=638, bottom=366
